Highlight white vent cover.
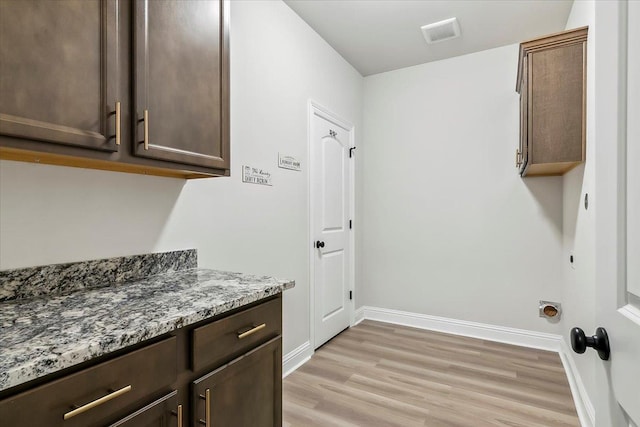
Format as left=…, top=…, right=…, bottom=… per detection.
left=421, top=17, right=461, bottom=44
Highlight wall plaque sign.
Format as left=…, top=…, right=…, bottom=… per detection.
left=278, top=153, right=301, bottom=171
left=242, top=165, right=272, bottom=186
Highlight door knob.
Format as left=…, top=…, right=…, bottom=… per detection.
left=570, top=327, right=610, bottom=360
left=315, top=241, right=325, bottom=249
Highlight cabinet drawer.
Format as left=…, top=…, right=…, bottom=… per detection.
left=192, top=297, right=281, bottom=372
left=0, top=337, right=177, bottom=427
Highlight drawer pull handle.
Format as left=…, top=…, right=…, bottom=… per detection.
left=115, top=101, right=121, bottom=146
left=205, top=388, right=211, bottom=427
left=143, top=109, right=149, bottom=150
left=197, top=390, right=211, bottom=425
left=63, top=385, right=132, bottom=420
left=237, top=323, right=266, bottom=339
left=177, top=404, right=183, bottom=427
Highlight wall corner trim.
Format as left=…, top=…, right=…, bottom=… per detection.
left=559, top=340, right=596, bottom=427
left=353, top=306, right=365, bottom=326
left=283, top=340, right=313, bottom=378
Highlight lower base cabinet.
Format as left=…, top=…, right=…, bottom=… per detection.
left=0, top=296, right=283, bottom=427
left=193, top=337, right=282, bottom=427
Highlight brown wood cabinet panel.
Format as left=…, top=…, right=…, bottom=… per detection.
left=516, top=27, right=587, bottom=176
left=193, top=337, right=282, bottom=427
left=0, top=0, right=121, bottom=152
left=192, top=297, right=282, bottom=373
left=132, top=0, right=230, bottom=170
left=109, top=391, right=180, bottom=427
left=0, top=337, right=177, bottom=427
left=530, top=43, right=584, bottom=165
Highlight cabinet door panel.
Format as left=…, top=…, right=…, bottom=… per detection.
left=530, top=42, right=585, bottom=164
left=133, top=0, right=229, bottom=170
left=109, top=391, right=179, bottom=427
left=193, top=337, right=282, bottom=427
left=0, top=0, right=120, bottom=152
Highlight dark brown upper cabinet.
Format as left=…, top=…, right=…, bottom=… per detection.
left=0, top=0, right=230, bottom=179
left=516, top=27, right=588, bottom=177
left=132, top=0, right=230, bottom=170
left=0, top=0, right=121, bottom=152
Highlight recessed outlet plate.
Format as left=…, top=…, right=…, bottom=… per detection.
left=539, top=300, right=562, bottom=321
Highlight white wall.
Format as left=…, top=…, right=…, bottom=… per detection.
left=361, top=44, right=565, bottom=334
left=562, top=0, right=597, bottom=416
left=156, top=0, right=363, bottom=356
left=0, top=0, right=363, bottom=357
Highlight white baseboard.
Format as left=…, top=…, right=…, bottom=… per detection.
left=360, top=306, right=562, bottom=352
left=282, top=340, right=312, bottom=378
left=559, top=340, right=595, bottom=427
left=353, top=306, right=365, bottom=326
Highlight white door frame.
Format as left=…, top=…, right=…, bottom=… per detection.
left=308, top=100, right=356, bottom=350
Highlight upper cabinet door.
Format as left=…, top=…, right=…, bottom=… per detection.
left=0, top=0, right=121, bottom=152
left=133, top=0, right=230, bottom=171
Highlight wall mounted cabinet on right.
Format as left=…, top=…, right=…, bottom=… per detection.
left=516, top=27, right=588, bottom=177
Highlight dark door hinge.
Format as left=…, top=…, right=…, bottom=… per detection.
left=349, top=291, right=353, bottom=300
left=349, top=147, right=356, bottom=158
left=349, top=219, right=352, bottom=229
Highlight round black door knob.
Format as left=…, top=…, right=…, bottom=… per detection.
left=315, top=241, right=325, bottom=249
left=570, top=327, right=588, bottom=353
left=570, top=327, right=610, bottom=361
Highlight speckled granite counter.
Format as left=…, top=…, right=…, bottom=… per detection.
left=0, top=256, right=294, bottom=393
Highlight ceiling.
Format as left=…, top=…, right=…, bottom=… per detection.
left=284, top=0, right=574, bottom=76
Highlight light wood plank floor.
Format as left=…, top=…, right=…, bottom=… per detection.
left=283, top=320, right=579, bottom=427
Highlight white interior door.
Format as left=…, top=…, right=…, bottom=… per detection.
left=310, top=104, right=352, bottom=349
left=595, top=2, right=640, bottom=425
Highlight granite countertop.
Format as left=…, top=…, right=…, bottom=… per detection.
left=0, top=268, right=294, bottom=393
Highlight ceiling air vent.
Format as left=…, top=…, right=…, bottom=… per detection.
left=421, top=17, right=461, bottom=44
